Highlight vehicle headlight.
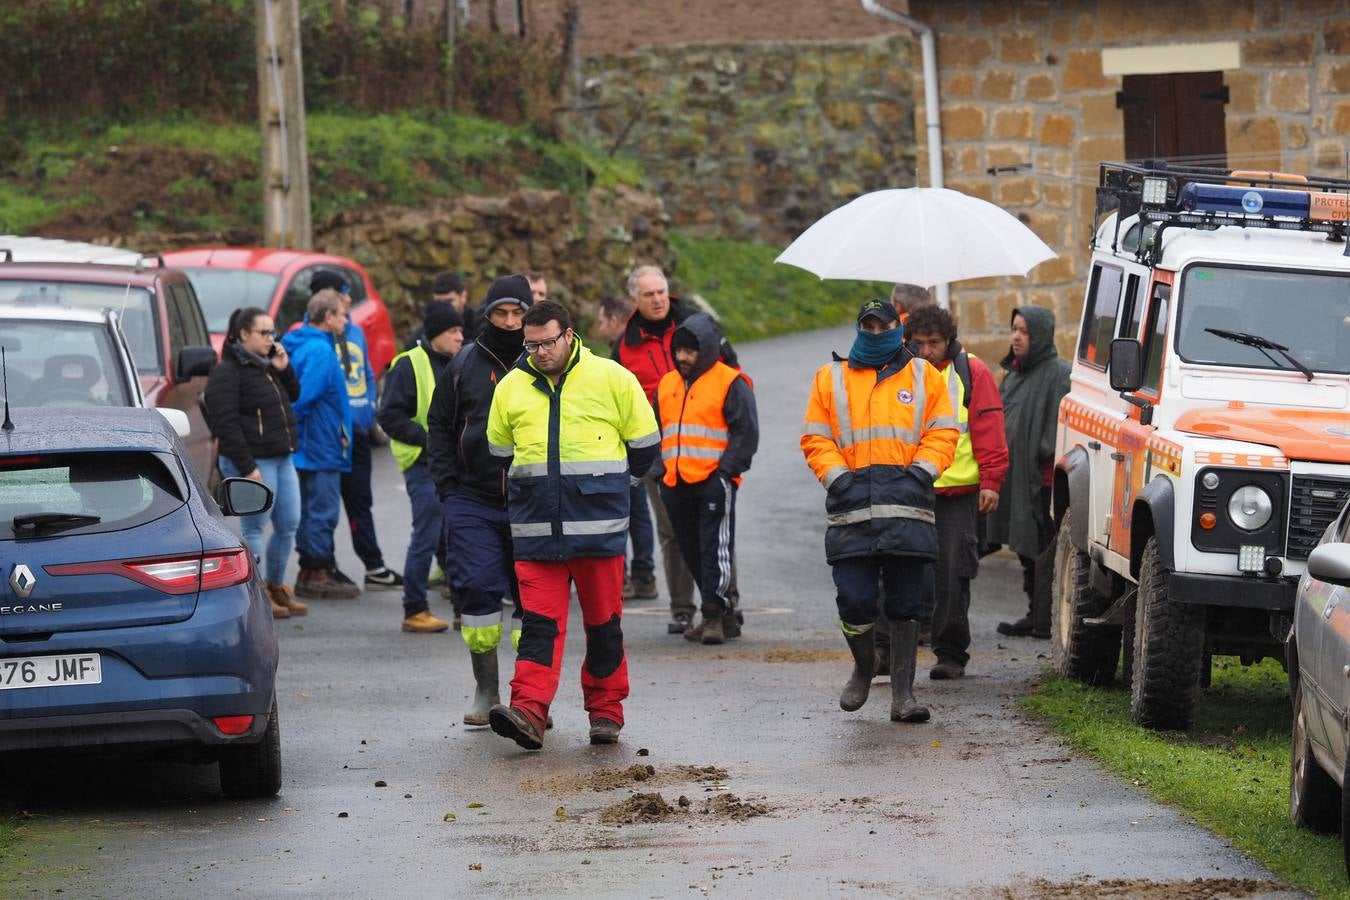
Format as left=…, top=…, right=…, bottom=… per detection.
left=1227, top=485, right=1273, bottom=531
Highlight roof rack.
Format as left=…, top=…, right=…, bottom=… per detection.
left=1093, top=161, right=1350, bottom=265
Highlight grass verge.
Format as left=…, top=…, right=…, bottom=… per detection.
left=1025, top=658, right=1348, bottom=898
left=669, top=232, right=891, bottom=345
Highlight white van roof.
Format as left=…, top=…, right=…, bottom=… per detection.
left=0, top=235, right=144, bottom=266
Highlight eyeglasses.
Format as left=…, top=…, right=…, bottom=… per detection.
left=523, top=332, right=567, bottom=354
left=247, top=328, right=278, bottom=339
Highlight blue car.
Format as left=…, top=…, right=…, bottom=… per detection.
left=0, top=406, right=281, bottom=798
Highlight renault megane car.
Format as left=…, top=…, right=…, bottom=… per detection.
left=0, top=406, right=281, bottom=798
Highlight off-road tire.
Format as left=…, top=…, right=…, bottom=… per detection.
left=1130, top=538, right=1206, bottom=730
left=1050, top=509, right=1120, bottom=685
left=1289, top=680, right=1339, bottom=831
left=219, top=702, right=282, bottom=799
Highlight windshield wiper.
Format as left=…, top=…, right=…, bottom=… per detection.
left=1203, top=328, right=1315, bottom=382
left=12, top=512, right=102, bottom=534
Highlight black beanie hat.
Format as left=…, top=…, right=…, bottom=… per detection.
left=310, top=270, right=350, bottom=295
left=482, top=274, right=533, bottom=314
left=671, top=326, right=700, bottom=353
left=432, top=271, right=464, bottom=296
left=423, top=300, right=464, bottom=341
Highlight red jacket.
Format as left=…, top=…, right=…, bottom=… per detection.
left=613, top=300, right=739, bottom=404
left=931, top=349, right=1008, bottom=497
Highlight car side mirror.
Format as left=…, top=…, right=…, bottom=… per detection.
left=218, top=477, right=274, bottom=517
left=177, top=345, right=217, bottom=380
left=1109, top=338, right=1143, bottom=393
left=1307, top=543, right=1350, bottom=588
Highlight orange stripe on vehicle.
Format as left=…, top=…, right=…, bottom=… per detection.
left=1192, top=451, right=1290, bottom=470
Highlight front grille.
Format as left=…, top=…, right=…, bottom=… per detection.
left=1287, top=476, right=1350, bottom=559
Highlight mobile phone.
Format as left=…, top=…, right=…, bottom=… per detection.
left=268, top=344, right=279, bottom=358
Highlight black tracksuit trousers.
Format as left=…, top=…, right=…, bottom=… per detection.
left=659, top=476, right=736, bottom=614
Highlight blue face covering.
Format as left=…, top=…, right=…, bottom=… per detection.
left=849, top=323, right=906, bottom=367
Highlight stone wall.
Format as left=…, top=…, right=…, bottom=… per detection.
left=906, top=0, right=1350, bottom=366
left=568, top=35, right=918, bottom=245
left=319, top=185, right=673, bottom=338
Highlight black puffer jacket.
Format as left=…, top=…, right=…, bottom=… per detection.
left=425, top=338, right=518, bottom=507
left=204, top=342, right=300, bottom=473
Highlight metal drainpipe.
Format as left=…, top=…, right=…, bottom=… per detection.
left=860, top=0, right=949, bottom=311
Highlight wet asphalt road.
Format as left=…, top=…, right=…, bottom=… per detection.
left=1, top=324, right=1298, bottom=897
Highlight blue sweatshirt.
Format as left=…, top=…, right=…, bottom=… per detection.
left=337, top=321, right=377, bottom=432
left=282, top=324, right=353, bottom=472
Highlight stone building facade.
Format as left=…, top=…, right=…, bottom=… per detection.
left=905, top=0, right=1350, bottom=363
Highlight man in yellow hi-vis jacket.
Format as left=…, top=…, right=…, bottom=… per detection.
left=801, top=300, right=958, bottom=723
left=485, top=300, right=660, bottom=751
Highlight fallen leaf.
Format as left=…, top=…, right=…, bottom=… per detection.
left=467, top=801, right=485, bottom=809
left=282, top=806, right=295, bottom=813
left=404, top=794, right=413, bottom=799
left=256, top=817, right=270, bottom=823
left=636, top=748, right=650, bottom=757
left=468, top=863, right=482, bottom=871
left=930, top=741, right=941, bottom=748
left=374, top=780, right=387, bottom=788
left=443, top=812, right=457, bottom=821
left=337, top=812, right=349, bottom=818
left=581, top=859, right=592, bottom=865
left=555, top=806, right=567, bottom=817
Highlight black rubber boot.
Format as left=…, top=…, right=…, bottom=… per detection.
left=873, top=610, right=890, bottom=679
left=840, top=629, right=876, bottom=712
left=464, top=650, right=499, bottom=727
left=890, top=620, right=930, bottom=723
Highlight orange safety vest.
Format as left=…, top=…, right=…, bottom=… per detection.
left=657, top=361, right=747, bottom=488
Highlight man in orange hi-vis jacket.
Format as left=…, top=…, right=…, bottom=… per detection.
left=801, top=299, right=959, bottom=724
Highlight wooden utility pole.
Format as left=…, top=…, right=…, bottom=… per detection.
left=257, top=0, right=312, bottom=248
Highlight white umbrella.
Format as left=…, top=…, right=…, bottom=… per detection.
left=775, top=187, right=1056, bottom=287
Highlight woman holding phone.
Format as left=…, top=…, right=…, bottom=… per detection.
left=205, top=306, right=307, bottom=618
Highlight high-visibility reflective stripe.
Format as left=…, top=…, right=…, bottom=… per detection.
left=944, top=368, right=970, bottom=435
left=510, top=461, right=549, bottom=478
left=913, top=459, right=939, bottom=481
left=489, top=442, right=514, bottom=457
left=662, top=445, right=722, bottom=460
left=830, top=361, right=852, bottom=445
left=802, top=421, right=834, bottom=439
left=839, top=619, right=875, bottom=636
left=628, top=430, right=661, bottom=448
left=561, top=459, right=630, bottom=476
left=662, top=423, right=728, bottom=441
left=510, top=522, right=553, bottom=537
left=561, top=517, right=629, bottom=535
left=822, top=465, right=850, bottom=489
left=928, top=415, right=960, bottom=430
left=461, top=612, right=503, bottom=628
left=826, top=504, right=936, bottom=526
left=511, top=627, right=522, bottom=651
left=847, top=424, right=922, bottom=446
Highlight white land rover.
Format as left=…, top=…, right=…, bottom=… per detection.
left=1050, top=162, right=1350, bottom=730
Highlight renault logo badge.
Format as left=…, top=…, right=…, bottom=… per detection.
left=9, top=564, right=35, bottom=599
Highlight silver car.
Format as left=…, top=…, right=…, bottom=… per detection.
left=0, top=304, right=141, bottom=409
left=1288, top=495, right=1350, bottom=873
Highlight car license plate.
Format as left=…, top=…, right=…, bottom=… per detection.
left=0, top=653, right=101, bottom=690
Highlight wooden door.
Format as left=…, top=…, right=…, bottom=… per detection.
left=1118, top=72, right=1228, bottom=166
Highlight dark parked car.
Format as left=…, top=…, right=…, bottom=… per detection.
left=0, top=261, right=218, bottom=481
left=0, top=407, right=281, bottom=798
left=1288, top=495, right=1350, bottom=872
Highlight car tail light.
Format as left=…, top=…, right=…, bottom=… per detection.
left=45, top=549, right=252, bottom=595
left=213, top=715, right=255, bottom=735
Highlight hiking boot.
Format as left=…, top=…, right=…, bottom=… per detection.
left=996, top=614, right=1035, bottom=637
left=295, top=568, right=359, bottom=600
left=890, top=620, right=930, bottom=723
left=840, top=628, right=876, bottom=712
left=488, top=704, right=544, bottom=751
left=589, top=718, right=621, bottom=745
left=464, top=650, right=499, bottom=726
left=402, top=610, right=450, bottom=633
left=630, top=574, right=658, bottom=600
left=667, top=612, right=692, bottom=635
left=622, top=577, right=636, bottom=601
left=331, top=567, right=358, bottom=587
left=267, top=582, right=307, bottom=617
left=268, top=595, right=291, bottom=619
left=364, top=567, right=403, bottom=590
left=930, top=659, right=965, bottom=680
left=700, top=609, right=725, bottom=645
left=722, top=611, right=742, bottom=640
left=683, top=619, right=704, bottom=642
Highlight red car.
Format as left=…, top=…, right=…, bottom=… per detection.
left=160, top=248, right=397, bottom=377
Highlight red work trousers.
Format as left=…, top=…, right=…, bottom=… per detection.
left=509, top=555, right=628, bottom=729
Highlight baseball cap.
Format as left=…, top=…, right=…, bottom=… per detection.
left=857, top=299, right=898, bottom=325
left=310, top=270, right=350, bottom=295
